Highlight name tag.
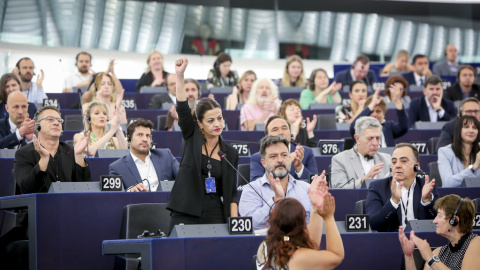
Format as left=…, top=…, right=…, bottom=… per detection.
left=474, top=212, right=480, bottom=229
left=228, top=217, right=253, bottom=235
left=100, top=175, right=123, bottom=191
left=122, top=99, right=136, bottom=109
left=372, top=82, right=385, bottom=91
left=231, top=143, right=250, bottom=156
left=345, top=214, right=370, bottom=232
left=318, top=140, right=343, bottom=155
left=43, top=98, right=59, bottom=108
left=411, top=142, right=427, bottom=154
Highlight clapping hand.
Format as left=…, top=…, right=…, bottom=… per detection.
left=36, top=69, right=45, bottom=90
left=368, top=87, right=383, bottom=111
left=390, top=174, right=403, bottom=204
left=306, top=115, right=317, bottom=133
left=33, top=134, right=49, bottom=159
left=398, top=226, right=415, bottom=256
left=267, top=172, right=285, bottom=202
left=421, top=175, right=435, bottom=203
left=74, top=131, right=90, bottom=156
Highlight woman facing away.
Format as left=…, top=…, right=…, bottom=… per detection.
left=257, top=171, right=344, bottom=270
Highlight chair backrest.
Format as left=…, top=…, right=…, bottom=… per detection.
left=156, top=115, right=167, bottom=130
left=254, top=123, right=265, bottom=131
left=0, top=149, right=17, bottom=158
left=414, top=121, right=446, bottom=130
left=354, top=199, right=366, bottom=214
left=65, top=115, right=84, bottom=131
left=427, top=162, right=442, bottom=187
left=343, top=137, right=355, bottom=150
left=96, top=149, right=129, bottom=158
left=252, top=255, right=258, bottom=270
left=427, top=137, right=439, bottom=155
left=237, top=164, right=250, bottom=187
left=309, top=103, right=339, bottom=110
left=377, top=147, right=395, bottom=156
left=315, top=114, right=337, bottom=130
left=161, top=102, right=174, bottom=111
left=119, top=203, right=170, bottom=239
left=473, top=198, right=480, bottom=212
left=139, top=86, right=167, bottom=93
left=335, top=122, right=351, bottom=130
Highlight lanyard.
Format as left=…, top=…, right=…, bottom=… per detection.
left=400, top=187, right=412, bottom=226
left=204, top=141, right=219, bottom=178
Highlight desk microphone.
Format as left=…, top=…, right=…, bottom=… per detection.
left=338, top=177, right=356, bottom=189
left=218, top=150, right=271, bottom=208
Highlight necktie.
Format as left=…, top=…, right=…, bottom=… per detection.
left=419, top=78, right=424, bottom=86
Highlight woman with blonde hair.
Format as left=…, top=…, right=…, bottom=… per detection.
left=240, top=78, right=281, bottom=131
left=135, top=50, right=168, bottom=92
left=278, top=55, right=306, bottom=87
left=380, top=49, right=414, bottom=77
left=225, top=70, right=256, bottom=110
left=74, top=100, right=127, bottom=157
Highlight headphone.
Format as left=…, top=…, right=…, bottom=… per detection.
left=413, top=164, right=419, bottom=172
left=449, top=198, right=464, bottom=226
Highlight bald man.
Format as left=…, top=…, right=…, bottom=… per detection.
left=432, top=44, right=459, bottom=76
left=0, top=91, right=35, bottom=149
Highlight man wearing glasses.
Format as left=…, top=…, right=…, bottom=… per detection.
left=13, top=106, right=91, bottom=194
left=436, top=97, right=480, bottom=151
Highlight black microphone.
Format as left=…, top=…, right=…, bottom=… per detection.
left=218, top=150, right=271, bottom=208
left=339, top=177, right=356, bottom=189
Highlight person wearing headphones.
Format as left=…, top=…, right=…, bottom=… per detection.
left=12, top=57, right=48, bottom=104
left=13, top=106, right=91, bottom=194
left=366, top=143, right=438, bottom=232
left=109, top=118, right=179, bottom=191
left=444, top=65, right=480, bottom=102
left=73, top=101, right=127, bottom=157
left=206, top=52, right=238, bottom=90
left=82, top=60, right=127, bottom=124
left=432, top=44, right=460, bottom=76
left=399, top=194, right=480, bottom=269
left=63, top=51, right=95, bottom=93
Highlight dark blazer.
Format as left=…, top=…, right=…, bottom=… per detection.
left=148, top=94, right=174, bottom=109
left=366, top=176, right=439, bottom=232
left=334, top=68, right=377, bottom=87
left=407, top=97, right=457, bottom=127
left=402, top=72, right=417, bottom=86
left=436, top=119, right=456, bottom=151
left=250, top=142, right=318, bottom=182
left=349, top=107, right=409, bottom=147
left=0, top=118, right=28, bottom=149
left=135, top=70, right=168, bottom=92
left=109, top=149, right=180, bottom=189
left=444, top=83, right=480, bottom=102
left=166, top=100, right=239, bottom=221
left=0, top=101, right=37, bottom=121
left=14, top=142, right=91, bottom=194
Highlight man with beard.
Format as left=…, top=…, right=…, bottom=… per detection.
left=13, top=57, right=48, bottom=104
left=444, top=65, right=480, bottom=102
left=334, top=54, right=377, bottom=87
left=239, top=135, right=312, bottom=230
left=408, top=75, right=457, bottom=127
left=109, top=118, right=179, bottom=191
left=63, top=52, right=95, bottom=93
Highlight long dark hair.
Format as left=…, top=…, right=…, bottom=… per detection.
left=264, top=198, right=315, bottom=269
left=0, top=73, right=21, bottom=102
left=213, top=52, right=233, bottom=79
left=308, top=68, right=328, bottom=91
left=452, top=115, right=480, bottom=164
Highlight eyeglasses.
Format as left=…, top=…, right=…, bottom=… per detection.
left=464, top=110, right=480, bottom=115
left=37, top=116, right=64, bottom=124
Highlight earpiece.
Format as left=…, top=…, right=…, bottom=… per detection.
left=413, top=164, right=419, bottom=172
left=35, top=124, right=41, bottom=132
left=449, top=198, right=464, bottom=226
left=86, top=116, right=91, bottom=124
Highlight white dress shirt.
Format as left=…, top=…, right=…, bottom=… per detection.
left=357, top=149, right=376, bottom=179
left=413, top=72, right=425, bottom=86
left=130, top=152, right=159, bottom=191
left=65, top=70, right=93, bottom=89
left=390, top=181, right=432, bottom=228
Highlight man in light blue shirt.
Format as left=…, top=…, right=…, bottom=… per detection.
left=239, top=135, right=312, bottom=231
left=14, top=57, right=48, bottom=104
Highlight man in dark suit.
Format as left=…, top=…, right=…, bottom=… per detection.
left=402, top=54, right=432, bottom=87
left=0, top=91, right=35, bottom=149
left=334, top=54, right=376, bottom=87
left=109, top=119, right=179, bottom=191
left=444, top=65, right=480, bottom=102
left=148, top=73, right=177, bottom=109
left=366, top=143, right=438, bottom=232
left=408, top=75, right=457, bottom=127
left=432, top=44, right=459, bottom=76
left=14, top=106, right=91, bottom=194
left=250, top=115, right=318, bottom=181
left=436, top=97, right=480, bottom=151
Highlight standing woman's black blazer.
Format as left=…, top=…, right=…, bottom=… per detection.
left=166, top=100, right=239, bottom=221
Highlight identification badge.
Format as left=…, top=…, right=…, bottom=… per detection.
left=205, top=177, right=216, bottom=193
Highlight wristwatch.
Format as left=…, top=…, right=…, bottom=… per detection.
left=427, top=255, right=440, bottom=268
left=468, top=164, right=475, bottom=173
